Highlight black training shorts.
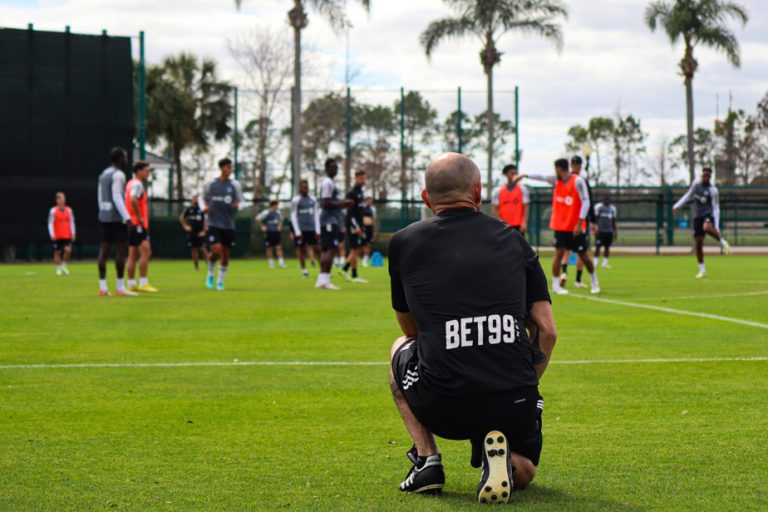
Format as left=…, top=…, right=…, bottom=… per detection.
left=207, top=227, right=236, bottom=248
left=52, top=239, right=71, bottom=251
left=348, top=230, right=365, bottom=249
left=264, top=231, right=281, bottom=248
left=596, top=232, right=614, bottom=248
left=572, top=232, right=589, bottom=253
left=187, top=233, right=204, bottom=249
left=128, top=225, right=149, bottom=247
left=320, top=224, right=341, bottom=252
left=364, top=226, right=375, bottom=244
left=295, top=231, right=318, bottom=248
left=553, top=230, right=573, bottom=249
left=693, top=215, right=715, bottom=237
left=392, top=338, right=544, bottom=466
left=101, top=222, right=128, bottom=243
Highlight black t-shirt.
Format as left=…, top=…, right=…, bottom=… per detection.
left=183, top=206, right=205, bottom=233
left=346, top=185, right=365, bottom=229
left=389, top=208, right=550, bottom=397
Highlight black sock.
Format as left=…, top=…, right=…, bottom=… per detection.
left=352, top=267, right=358, bottom=278
left=576, top=269, right=583, bottom=283
left=342, top=262, right=350, bottom=272
left=561, top=264, right=568, bottom=274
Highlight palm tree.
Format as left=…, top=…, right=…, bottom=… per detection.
left=420, top=0, right=567, bottom=197
left=646, top=0, right=748, bottom=183
left=235, top=0, right=371, bottom=193
left=145, top=54, right=232, bottom=199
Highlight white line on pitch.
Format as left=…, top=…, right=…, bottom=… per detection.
left=630, top=290, right=768, bottom=301
left=568, top=294, right=768, bottom=330
left=0, top=357, right=766, bottom=370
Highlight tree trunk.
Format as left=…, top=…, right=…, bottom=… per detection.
left=486, top=64, right=494, bottom=200
left=289, top=0, right=305, bottom=196
left=257, top=115, right=268, bottom=197
left=173, top=144, right=184, bottom=200
left=681, top=42, right=697, bottom=184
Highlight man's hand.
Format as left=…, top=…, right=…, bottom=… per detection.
left=203, top=207, right=210, bottom=214
left=72, top=235, right=77, bottom=243
left=183, top=225, right=192, bottom=233
left=573, top=223, right=583, bottom=236
left=231, top=202, right=239, bottom=211
left=50, top=236, right=55, bottom=242
left=672, top=207, right=678, bottom=216
left=342, top=199, right=354, bottom=208
left=197, top=230, right=205, bottom=237
left=354, top=227, right=362, bottom=236
left=315, top=231, right=321, bottom=238
left=520, top=225, right=527, bottom=235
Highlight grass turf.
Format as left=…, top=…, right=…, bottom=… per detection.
left=1, top=255, right=767, bottom=511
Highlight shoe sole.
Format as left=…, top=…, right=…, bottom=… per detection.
left=478, top=431, right=512, bottom=504
left=410, top=483, right=443, bottom=494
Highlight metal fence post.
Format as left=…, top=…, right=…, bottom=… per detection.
left=233, top=87, right=239, bottom=180
left=399, top=86, right=406, bottom=228
left=457, top=86, right=462, bottom=154
left=345, top=86, right=352, bottom=192
left=138, top=30, right=146, bottom=160
left=514, top=85, right=520, bottom=168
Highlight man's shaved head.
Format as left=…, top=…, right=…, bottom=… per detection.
left=424, top=153, right=482, bottom=208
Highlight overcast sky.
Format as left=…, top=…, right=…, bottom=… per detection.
left=3, top=0, right=767, bottom=184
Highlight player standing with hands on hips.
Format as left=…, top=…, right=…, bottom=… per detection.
left=48, top=192, right=76, bottom=276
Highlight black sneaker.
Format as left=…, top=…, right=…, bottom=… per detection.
left=477, top=430, right=513, bottom=504
left=399, top=447, right=445, bottom=494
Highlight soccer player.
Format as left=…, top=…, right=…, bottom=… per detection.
left=179, top=194, right=208, bottom=270
left=290, top=179, right=321, bottom=278
left=361, top=197, right=377, bottom=267
left=569, top=156, right=596, bottom=289
left=124, top=161, right=157, bottom=293
left=388, top=153, right=556, bottom=503
left=491, top=164, right=530, bottom=234
left=593, top=195, right=618, bottom=269
left=316, top=158, right=354, bottom=290
left=200, top=158, right=244, bottom=291
left=672, top=167, right=732, bottom=278
left=522, top=159, right=600, bottom=295
left=256, top=200, right=286, bottom=269
left=96, top=147, right=136, bottom=296
left=47, top=192, right=76, bottom=276
left=335, top=228, right=348, bottom=268
left=340, top=170, right=368, bottom=283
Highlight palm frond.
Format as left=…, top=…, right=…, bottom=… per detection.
left=419, top=16, right=477, bottom=58
left=694, top=25, right=741, bottom=67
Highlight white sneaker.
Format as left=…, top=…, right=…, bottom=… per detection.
left=590, top=286, right=601, bottom=294
left=338, top=270, right=353, bottom=282
left=721, top=240, right=732, bottom=255
left=574, top=282, right=588, bottom=289
left=352, top=277, right=369, bottom=284
left=317, top=282, right=341, bottom=290
left=62, top=266, right=70, bottom=275
left=559, top=272, right=568, bottom=288
left=602, top=264, right=611, bottom=269
left=696, top=271, right=707, bottom=279
left=554, top=288, right=569, bottom=295
left=279, top=262, right=287, bottom=268
left=55, top=267, right=63, bottom=276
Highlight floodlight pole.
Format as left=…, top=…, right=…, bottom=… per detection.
left=457, top=86, right=463, bottom=154
left=138, top=30, right=146, bottom=160
left=233, top=87, right=239, bottom=180
left=514, top=85, right=520, bottom=168
left=345, top=86, right=352, bottom=191
left=399, top=86, right=406, bottom=227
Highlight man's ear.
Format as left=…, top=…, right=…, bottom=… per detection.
left=421, top=189, right=433, bottom=211
left=473, top=181, right=482, bottom=207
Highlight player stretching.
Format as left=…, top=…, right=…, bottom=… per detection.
left=179, top=194, right=208, bottom=270
left=316, top=158, right=353, bottom=290
left=491, top=164, right=530, bottom=234
left=340, top=170, right=368, bottom=283
left=200, top=158, right=243, bottom=291
left=125, top=161, right=157, bottom=293
left=96, top=147, right=136, bottom=296
left=361, top=197, right=377, bottom=267
left=256, top=200, right=286, bottom=269
left=48, top=192, right=76, bottom=276
left=523, top=159, right=599, bottom=295
left=672, top=167, right=732, bottom=278
left=290, top=179, right=321, bottom=278
left=593, top=196, right=618, bottom=269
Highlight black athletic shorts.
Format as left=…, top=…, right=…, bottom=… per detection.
left=207, top=227, right=236, bottom=248
left=348, top=229, right=365, bottom=249
left=693, top=215, right=715, bottom=237
left=101, top=222, right=128, bottom=243
left=295, top=231, right=318, bottom=247
left=596, top=232, right=614, bottom=248
left=264, top=231, right=281, bottom=248
left=52, top=239, right=71, bottom=251
left=128, top=225, right=149, bottom=247
left=392, top=338, right=544, bottom=466
left=320, top=224, right=341, bottom=252
left=553, top=230, right=589, bottom=253
left=364, top=226, right=375, bottom=244
left=187, top=233, right=204, bottom=249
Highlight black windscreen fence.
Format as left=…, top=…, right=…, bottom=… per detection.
left=0, top=27, right=133, bottom=244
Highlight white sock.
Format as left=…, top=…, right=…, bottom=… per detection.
left=593, top=257, right=597, bottom=267
left=552, top=276, right=561, bottom=291
left=590, top=272, right=599, bottom=286
left=116, top=278, right=125, bottom=292
left=207, top=262, right=215, bottom=278
left=603, top=257, right=609, bottom=266
left=218, top=265, right=228, bottom=285
left=127, top=279, right=136, bottom=288
left=698, top=263, right=706, bottom=273
left=268, top=259, right=275, bottom=267
left=278, top=258, right=284, bottom=265
left=99, top=279, right=108, bottom=292
left=316, top=272, right=330, bottom=286
left=719, top=239, right=727, bottom=247
left=139, top=277, right=148, bottom=287
left=302, top=268, right=308, bottom=276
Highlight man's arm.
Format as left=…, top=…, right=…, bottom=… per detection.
left=312, top=196, right=321, bottom=234
left=491, top=187, right=501, bottom=218
left=69, top=209, right=76, bottom=241
left=128, top=183, right=144, bottom=226
left=255, top=210, right=268, bottom=231
left=111, top=171, right=130, bottom=222
left=179, top=208, right=191, bottom=231
left=521, top=186, right=530, bottom=232
left=47, top=208, right=55, bottom=240
left=198, top=182, right=210, bottom=213
left=711, top=186, right=721, bottom=231
left=396, top=311, right=418, bottom=338
left=232, top=180, right=245, bottom=211
left=277, top=212, right=284, bottom=232
left=521, top=173, right=556, bottom=185
left=290, top=198, right=302, bottom=236
left=612, top=206, right=618, bottom=238
left=574, top=176, right=590, bottom=235
left=528, top=301, right=557, bottom=379
left=672, top=183, right=695, bottom=211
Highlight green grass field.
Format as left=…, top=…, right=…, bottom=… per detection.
left=1, top=255, right=767, bottom=511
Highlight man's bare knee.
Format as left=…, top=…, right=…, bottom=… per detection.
left=513, top=458, right=536, bottom=490
left=390, top=335, right=410, bottom=360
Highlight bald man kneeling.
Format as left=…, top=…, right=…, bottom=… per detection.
left=388, top=153, right=557, bottom=503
